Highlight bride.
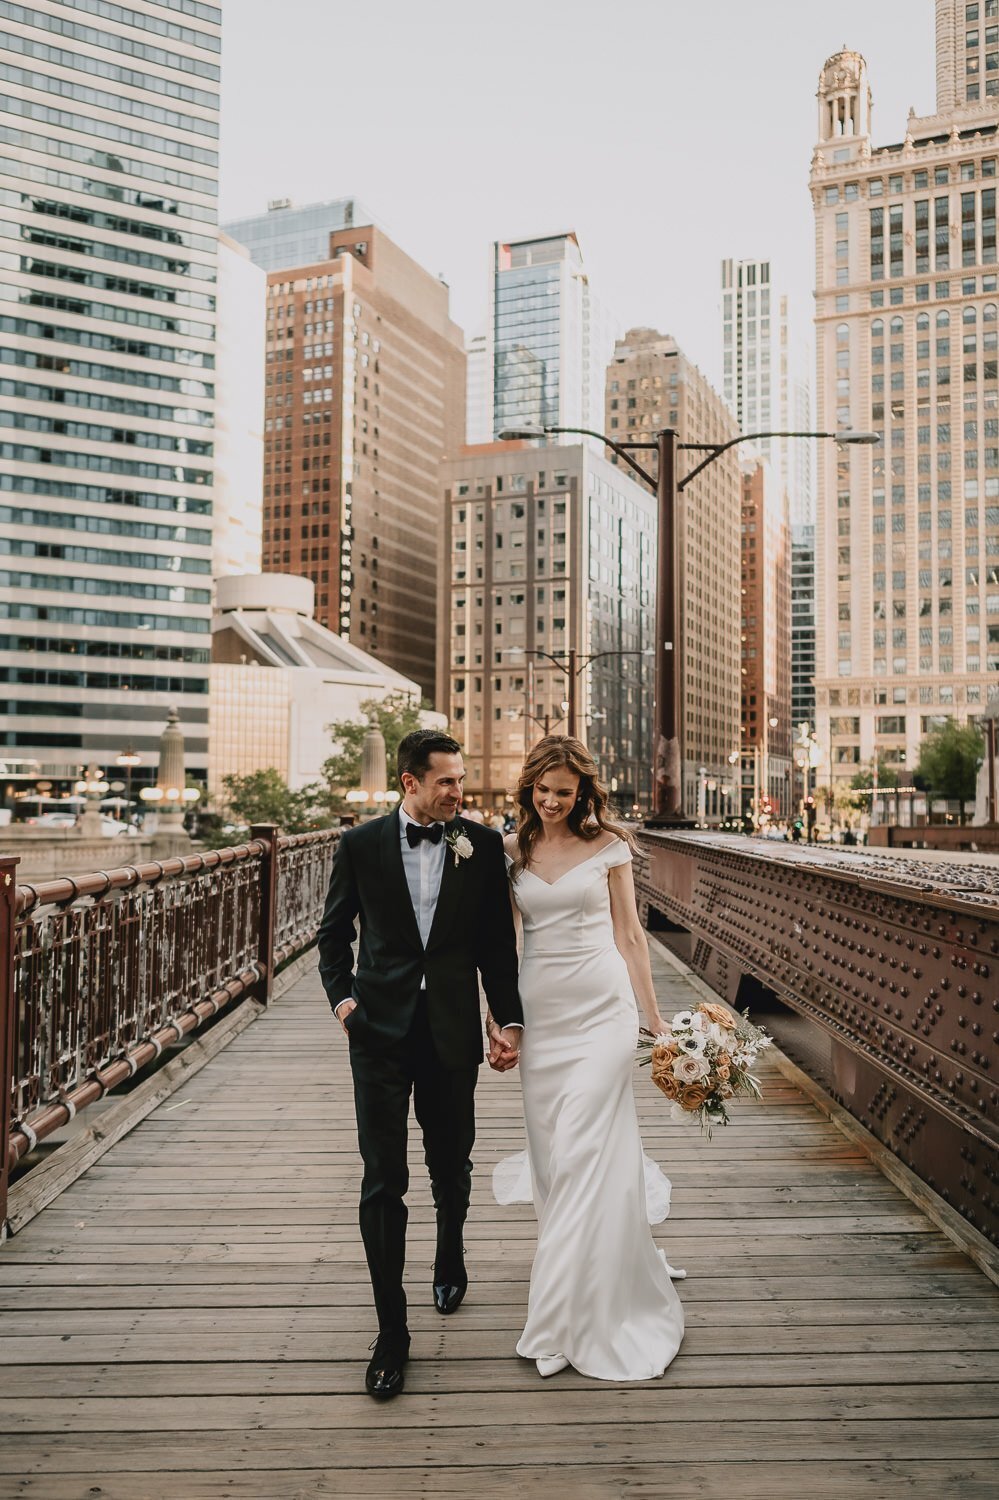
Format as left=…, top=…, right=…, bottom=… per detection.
left=487, top=735, right=685, bottom=1382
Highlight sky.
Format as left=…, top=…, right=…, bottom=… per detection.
left=218, top=0, right=935, bottom=391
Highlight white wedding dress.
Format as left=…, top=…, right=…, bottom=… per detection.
left=493, top=838, right=685, bottom=1381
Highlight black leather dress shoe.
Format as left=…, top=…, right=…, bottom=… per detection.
left=365, top=1335, right=409, bottom=1400
left=433, top=1281, right=467, bottom=1315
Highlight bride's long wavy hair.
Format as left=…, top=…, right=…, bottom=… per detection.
left=512, top=735, right=631, bottom=873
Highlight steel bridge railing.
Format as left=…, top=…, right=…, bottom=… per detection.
left=0, top=824, right=339, bottom=1231
left=634, top=829, right=999, bottom=1247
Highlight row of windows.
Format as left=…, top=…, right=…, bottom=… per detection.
left=870, top=307, right=998, bottom=336
left=1, top=633, right=210, bottom=663
left=0, top=409, right=212, bottom=454
left=0, top=343, right=213, bottom=397
left=1, top=666, right=209, bottom=693
left=0, top=312, right=214, bottom=370
left=869, top=361, right=999, bottom=391
left=18, top=0, right=220, bottom=53
left=0, top=376, right=212, bottom=426
left=0, top=92, right=218, bottom=168
left=870, top=190, right=997, bottom=278
left=22, top=193, right=217, bottom=254
left=0, top=29, right=218, bottom=111
left=0, top=3, right=220, bottom=78
left=0, top=503, right=209, bottom=545
left=1, top=471, right=211, bottom=515
left=141, top=1, right=220, bottom=21
left=0, top=600, right=210, bottom=632
left=5, top=286, right=212, bottom=341
left=0, top=439, right=210, bottom=483
left=0, top=536, right=210, bottom=575
left=20, top=220, right=214, bottom=283
left=824, top=157, right=998, bottom=205
left=5, top=156, right=214, bottom=229
left=20, top=251, right=216, bottom=310
left=2, top=121, right=217, bottom=199
left=1, top=568, right=210, bottom=604
left=0, top=63, right=219, bottom=141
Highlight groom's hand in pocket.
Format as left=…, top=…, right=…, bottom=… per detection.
left=334, top=999, right=357, bottom=1036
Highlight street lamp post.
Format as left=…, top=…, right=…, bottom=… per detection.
left=502, top=645, right=651, bottom=746
left=986, top=709, right=998, bottom=826
left=498, top=422, right=878, bottom=827
left=115, top=745, right=140, bottom=819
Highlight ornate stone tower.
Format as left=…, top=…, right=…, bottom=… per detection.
left=816, top=48, right=873, bottom=149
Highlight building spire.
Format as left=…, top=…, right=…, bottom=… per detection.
left=816, top=49, right=872, bottom=145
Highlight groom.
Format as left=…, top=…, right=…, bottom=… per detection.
left=317, top=730, right=523, bottom=1399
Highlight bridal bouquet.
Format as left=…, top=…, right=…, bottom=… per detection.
left=639, top=1000, right=772, bottom=1135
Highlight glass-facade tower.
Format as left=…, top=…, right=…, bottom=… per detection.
left=222, top=198, right=374, bottom=274
left=0, top=0, right=222, bottom=791
left=488, top=232, right=613, bottom=442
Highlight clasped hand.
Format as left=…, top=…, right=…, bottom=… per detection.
left=486, top=1017, right=521, bottom=1073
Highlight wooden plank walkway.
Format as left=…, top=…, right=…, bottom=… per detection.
left=1, top=945, right=997, bottom=1499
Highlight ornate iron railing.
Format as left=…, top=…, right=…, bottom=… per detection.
left=0, top=824, right=339, bottom=1229
left=635, top=830, right=999, bottom=1245
left=275, top=830, right=339, bottom=965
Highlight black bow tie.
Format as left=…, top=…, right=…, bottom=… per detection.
left=406, top=821, right=444, bottom=847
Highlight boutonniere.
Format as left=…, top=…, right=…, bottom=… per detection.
left=445, top=823, right=474, bottom=869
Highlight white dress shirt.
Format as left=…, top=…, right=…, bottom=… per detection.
left=398, top=805, right=447, bottom=985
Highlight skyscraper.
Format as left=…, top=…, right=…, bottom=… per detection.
left=213, top=232, right=265, bottom=582
left=465, top=332, right=490, bottom=445
left=721, top=257, right=813, bottom=527
left=605, top=329, right=742, bottom=822
left=486, top=232, right=614, bottom=443
left=791, top=524, right=818, bottom=737
left=228, top=207, right=465, bottom=699
left=438, top=441, right=656, bottom=809
left=811, top=6, right=999, bottom=792
left=0, top=0, right=221, bottom=791
left=740, top=458, right=792, bottom=822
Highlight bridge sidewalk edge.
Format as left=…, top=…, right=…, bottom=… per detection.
left=2, top=997, right=264, bottom=1242
left=647, top=934, right=999, bottom=1290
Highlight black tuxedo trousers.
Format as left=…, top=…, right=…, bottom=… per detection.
left=347, top=1000, right=477, bottom=1334
left=316, top=812, right=522, bottom=1336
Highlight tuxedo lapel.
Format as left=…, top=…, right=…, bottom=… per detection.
left=425, top=817, right=466, bottom=952
left=380, top=809, right=423, bottom=952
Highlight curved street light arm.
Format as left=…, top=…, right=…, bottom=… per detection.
left=541, top=426, right=657, bottom=488
left=677, top=429, right=859, bottom=491
left=574, top=648, right=652, bottom=674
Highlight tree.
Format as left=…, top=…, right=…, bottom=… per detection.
left=816, top=782, right=863, bottom=824
left=321, top=692, right=429, bottom=802
left=850, top=758, right=900, bottom=792
left=913, top=718, right=984, bottom=816
left=220, top=768, right=332, bottom=834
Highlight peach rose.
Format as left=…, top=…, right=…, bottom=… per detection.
left=650, top=1048, right=681, bottom=1100
left=678, top=1082, right=710, bottom=1111
left=699, top=1001, right=737, bottom=1029
left=715, top=1061, right=731, bottom=1082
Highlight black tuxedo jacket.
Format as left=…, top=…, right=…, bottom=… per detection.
left=317, top=810, right=523, bottom=1069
